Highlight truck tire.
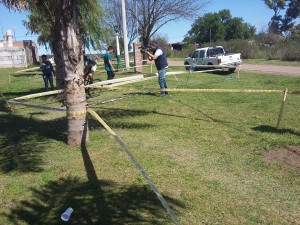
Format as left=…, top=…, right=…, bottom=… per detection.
left=229, top=68, right=236, bottom=73
left=207, top=63, right=214, bottom=70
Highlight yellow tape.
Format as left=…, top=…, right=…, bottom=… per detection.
left=87, top=108, right=179, bottom=224
left=67, top=110, right=86, bottom=118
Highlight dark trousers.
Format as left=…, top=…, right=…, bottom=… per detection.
left=107, top=71, right=115, bottom=80
left=42, top=74, right=54, bottom=91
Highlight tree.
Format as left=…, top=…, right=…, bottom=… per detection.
left=290, top=23, right=300, bottom=40
left=185, top=10, right=256, bottom=44
left=264, top=0, right=300, bottom=33
left=264, top=0, right=287, bottom=33
left=104, top=0, right=208, bottom=49
left=1, top=0, right=97, bottom=147
left=102, top=0, right=137, bottom=50
left=22, top=1, right=110, bottom=89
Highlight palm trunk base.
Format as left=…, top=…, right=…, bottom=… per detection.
left=67, top=117, right=89, bottom=147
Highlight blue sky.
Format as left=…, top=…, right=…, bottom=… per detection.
left=0, top=1, right=280, bottom=55
left=162, top=0, right=274, bottom=43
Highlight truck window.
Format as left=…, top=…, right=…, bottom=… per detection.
left=192, top=51, right=200, bottom=58
left=199, top=50, right=205, bottom=58
left=216, top=47, right=224, bottom=54
left=207, top=47, right=224, bottom=57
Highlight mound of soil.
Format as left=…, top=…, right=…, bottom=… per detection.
left=264, top=145, right=300, bottom=170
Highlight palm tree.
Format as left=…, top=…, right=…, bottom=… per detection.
left=22, top=0, right=110, bottom=89
left=1, top=0, right=102, bottom=147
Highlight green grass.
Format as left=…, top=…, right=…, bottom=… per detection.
left=0, top=66, right=300, bottom=224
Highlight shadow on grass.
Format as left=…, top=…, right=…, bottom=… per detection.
left=88, top=108, right=156, bottom=130
left=210, top=70, right=236, bottom=76
left=252, top=125, right=300, bottom=136
left=3, top=134, right=183, bottom=225
left=0, top=114, right=66, bottom=173
left=3, top=176, right=182, bottom=225
left=2, top=88, right=47, bottom=101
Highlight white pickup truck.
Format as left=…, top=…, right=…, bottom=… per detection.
left=184, top=46, right=242, bottom=72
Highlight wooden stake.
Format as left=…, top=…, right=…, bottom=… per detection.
left=276, top=88, right=288, bottom=129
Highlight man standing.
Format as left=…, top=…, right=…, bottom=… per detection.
left=103, top=46, right=115, bottom=80
left=40, top=54, right=55, bottom=91
left=145, top=41, right=168, bottom=96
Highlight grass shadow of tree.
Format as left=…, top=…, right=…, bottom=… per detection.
left=0, top=114, right=66, bottom=173
left=88, top=108, right=156, bottom=130
left=2, top=176, right=182, bottom=225
left=2, top=135, right=183, bottom=225
left=2, top=88, right=48, bottom=100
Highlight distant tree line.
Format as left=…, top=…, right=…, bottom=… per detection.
left=178, top=3, right=299, bottom=61
left=183, top=10, right=256, bottom=44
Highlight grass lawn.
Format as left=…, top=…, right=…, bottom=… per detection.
left=0, top=66, right=300, bottom=224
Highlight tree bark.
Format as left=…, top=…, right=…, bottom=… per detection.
left=56, top=0, right=89, bottom=147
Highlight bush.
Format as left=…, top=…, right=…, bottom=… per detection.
left=172, top=36, right=300, bottom=61
left=170, top=44, right=196, bottom=58
left=280, top=40, right=300, bottom=61
left=216, top=39, right=261, bottom=59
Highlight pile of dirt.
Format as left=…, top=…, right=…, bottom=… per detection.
left=264, top=145, right=300, bottom=170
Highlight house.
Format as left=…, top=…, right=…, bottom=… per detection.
left=0, top=30, right=39, bottom=68
left=170, top=42, right=186, bottom=51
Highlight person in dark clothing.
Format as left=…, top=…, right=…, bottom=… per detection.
left=103, top=46, right=115, bottom=80
left=40, top=54, right=55, bottom=91
left=83, top=51, right=97, bottom=84
left=145, top=41, right=168, bottom=96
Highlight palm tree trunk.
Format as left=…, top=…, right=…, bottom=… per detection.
left=54, top=0, right=89, bottom=147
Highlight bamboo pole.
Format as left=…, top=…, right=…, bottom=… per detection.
left=98, top=86, right=284, bottom=94
left=14, top=67, right=40, bottom=73
left=86, top=73, right=157, bottom=88
left=276, top=88, right=288, bottom=129
left=11, top=89, right=64, bottom=101
left=8, top=100, right=66, bottom=111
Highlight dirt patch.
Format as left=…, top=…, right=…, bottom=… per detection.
left=264, top=145, right=300, bottom=170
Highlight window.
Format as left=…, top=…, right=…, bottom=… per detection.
left=192, top=51, right=199, bottom=58
left=199, top=50, right=205, bottom=58
left=207, top=47, right=224, bottom=57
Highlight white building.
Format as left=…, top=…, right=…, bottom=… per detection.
left=0, top=30, right=39, bottom=68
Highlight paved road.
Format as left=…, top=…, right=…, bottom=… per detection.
left=168, top=60, right=300, bottom=77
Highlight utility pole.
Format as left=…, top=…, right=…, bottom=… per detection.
left=121, top=0, right=130, bottom=69
left=114, top=25, right=121, bottom=69
left=135, top=0, right=138, bottom=42
left=13, top=27, right=16, bottom=41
